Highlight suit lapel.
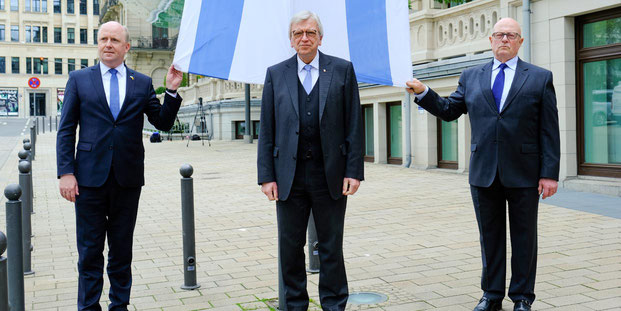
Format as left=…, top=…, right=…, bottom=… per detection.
left=118, top=65, right=135, bottom=120
left=90, top=64, right=115, bottom=121
left=479, top=61, right=497, bottom=114
left=284, top=55, right=299, bottom=119
left=500, top=58, right=529, bottom=114
left=318, top=51, right=333, bottom=122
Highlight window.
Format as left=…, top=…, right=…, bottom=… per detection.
left=0, top=25, right=4, bottom=41
left=386, top=102, right=402, bottom=164
left=0, top=57, right=5, bottom=74
left=26, top=57, right=32, bottom=74
left=25, top=0, right=30, bottom=11
left=53, top=0, right=60, bottom=13
left=79, top=0, right=86, bottom=14
left=54, top=58, right=62, bottom=74
left=0, top=0, right=3, bottom=10
left=81, top=59, right=88, bottom=69
left=93, top=29, right=98, bottom=44
left=26, top=26, right=31, bottom=43
left=577, top=7, right=621, bottom=178
left=11, top=26, right=19, bottom=42
left=54, top=27, right=61, bottom=43
left=67, top=28, right=75, bottom=44
left=11, top=0, right=18, bottom=11
left=42, top=0, right=48, bottom=12
left=362, top=105, right=374, bottom=162
left=80, top=28, right=87, bottom=44
left=93, top=0, right=99, bottom=15
left=67, top=0, right=74, bottom=14
left=67, top=59, right=75, bottom=73
left=42, top=26, right=48, bottom=43
left=12, top=57, right=19, bottom=74
left=32, top=26, right=41, bottom=43
left=40, top=58, right=48, bottom=74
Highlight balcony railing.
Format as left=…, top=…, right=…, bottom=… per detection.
left=131, top=36, right=178, bottom=50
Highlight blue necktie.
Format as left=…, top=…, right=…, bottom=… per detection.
left=109, top=68, right=120, bottom=120
left=303, top=64, right=313, bottom=94
left=492, top=63, right=507, bottom=112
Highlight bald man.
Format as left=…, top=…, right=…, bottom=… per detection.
left=57, top=21, right=183, bottom=310
left=406, top=18, right=560, bottom=311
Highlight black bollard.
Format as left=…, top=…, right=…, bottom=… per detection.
left=18, top=162, right=34, bottom=276
left=306, top=214, right=320, bottom=273
left=35, top=118, right=39, bottom=135
left=5, top=184, right=25, bottom=311
left=18, top=150, right=28, bottom=164
left=0, top=231, right=8, bottom=311
left=20, top=145, right=34, bottom=212
left=55, top=116, right=58, bottom=131
left=23, top=142, right=32, bottom=163
left=30, top=125, right=36, bottom=160
left=42, top=116, right=45, bottom=134
left=49, top=116, right=52, bottom=132
left=180, top=164, right=200, bottom=290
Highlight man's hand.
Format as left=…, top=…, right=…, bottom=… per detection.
left=261, top=182, right=279, bottom=201
left=538, top=178, right=558, bottom=199
left=342, top=178, right=360, bottom=196
left=166, top=64, right=183, bottom=91
left=405, top=78, right=426, bottom=94
left=59, top=174, right=79, bottom=202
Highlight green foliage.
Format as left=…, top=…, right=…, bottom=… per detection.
left=155, top=86, right=166, bottom=94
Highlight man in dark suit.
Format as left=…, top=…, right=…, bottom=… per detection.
left=56, top=21, right=182, bottom=311
left=406, top=18, right=560, bottom=311
left=257, top=10, right=364, bottom=311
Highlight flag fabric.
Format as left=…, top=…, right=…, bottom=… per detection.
left=173, top=0, right=412, bottom=87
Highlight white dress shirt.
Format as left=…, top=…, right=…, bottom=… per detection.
left=491, top=55, right=518, bottom=111
left=99, top=62, right=127, bottom=109
left=297, top=53, right=319, bottom=90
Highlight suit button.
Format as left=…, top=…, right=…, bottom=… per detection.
left=109, top=145, right=113, bottom=150
left=295, top=131, right=299, bottom=135
left=306, top=97, right=311, bottom=102
left=293, top=156, right=296, bottom=160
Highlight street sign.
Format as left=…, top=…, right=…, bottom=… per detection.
left=28, top=77, right=41, bottom=89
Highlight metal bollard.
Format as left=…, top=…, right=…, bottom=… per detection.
left=55, top=116, right=58, bottom=131
left=18, top=162, right=34, bottom=276
left=5, top=184, right=25, bottom=311
left=35, top=118, right=39, bottom=135
left=23, top=142, right=32, bottom=163
left=30, top=125, right=36, bottom=161
left=18, top=150, right=28, bottom=164
left=179, top=164, right=200, bottom=290
left=42, top=116, right=45, bottom=134
left=49, top=116, right=52, bottom=132
left=20, top=145, right=34, bottom=212
left=0, top=231, right=8, bottom=311
left=306, top=214, right=320, bottom=273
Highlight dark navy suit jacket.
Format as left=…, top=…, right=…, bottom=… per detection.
left=417, top=58, right=560, bottom=188
left=56, top=64, right=182, bottom=188
left=257, top=51, right=364, bottom=200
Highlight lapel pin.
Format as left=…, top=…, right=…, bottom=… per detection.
left=323, top=69, right=326, bottom=72
left=130, top=75, right=134, bottom=80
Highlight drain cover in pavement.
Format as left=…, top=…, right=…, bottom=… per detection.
left=347, top=292, right=388, bottom=304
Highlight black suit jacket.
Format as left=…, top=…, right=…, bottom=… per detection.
left=56, top=64, right=182, bottom=188
left=257, top=51, right=364, bottom=200
left=417, top=58, right=560, bottom=188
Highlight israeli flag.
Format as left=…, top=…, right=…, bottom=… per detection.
left=173, top=0, right=412, bottom=87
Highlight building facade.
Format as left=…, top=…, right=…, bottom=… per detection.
left=0, top=0, right=101, bottom=118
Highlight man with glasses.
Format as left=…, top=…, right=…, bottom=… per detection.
left=257, top=10, right=364, bottom=311
left=406, top=18, right=560, bottom=311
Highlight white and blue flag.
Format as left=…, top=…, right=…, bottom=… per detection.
left=173, top=0, right=412, bottom=87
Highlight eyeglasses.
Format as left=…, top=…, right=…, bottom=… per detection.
left=491, top=32, right=521, bottom=40
left=292, top=29, right=318, bottom=40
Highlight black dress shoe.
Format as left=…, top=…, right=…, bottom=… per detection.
left=514, top=300, right=531, bottom=311
left=473, top=297, right=502, bottom=311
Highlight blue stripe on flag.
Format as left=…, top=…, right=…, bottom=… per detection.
left=188, top=0, right=245, bottom=80
left=345, top=0, right=393, bottom=85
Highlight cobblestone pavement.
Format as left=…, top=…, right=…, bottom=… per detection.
left=0, top=133, right=620, bottom=310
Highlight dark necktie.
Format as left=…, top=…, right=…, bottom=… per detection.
left=492, top=63, right=507, bottom=112
left=109, top=68, right=120, bottom=120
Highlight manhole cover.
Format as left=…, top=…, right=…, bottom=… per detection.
left=347, top=292, right=388, bottom=304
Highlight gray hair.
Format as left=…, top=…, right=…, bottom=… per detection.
left=289, top=10, right=323, bottom=39
left=98, top=21, right=130, bottom=43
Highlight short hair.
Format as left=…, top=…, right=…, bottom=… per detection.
left=97, top=21, right=130, bottom=43
left=289, top=10, right=323, bottom=39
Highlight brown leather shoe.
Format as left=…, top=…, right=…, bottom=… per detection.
left=473, top=297, right=502, bottom=311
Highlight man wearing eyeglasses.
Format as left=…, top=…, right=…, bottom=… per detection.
left=406, top=18, right=560, bottom=311
left=257, top=10, right=364, bottom=311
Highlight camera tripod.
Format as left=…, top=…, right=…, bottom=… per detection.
left=187, top=97, right=211, bottom=147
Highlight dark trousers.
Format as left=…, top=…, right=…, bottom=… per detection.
left=470, top=174, right=539, bottom=303
left=75, top=170, right=141, bottom=311
left=277, top=159, right=348, bottom=311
